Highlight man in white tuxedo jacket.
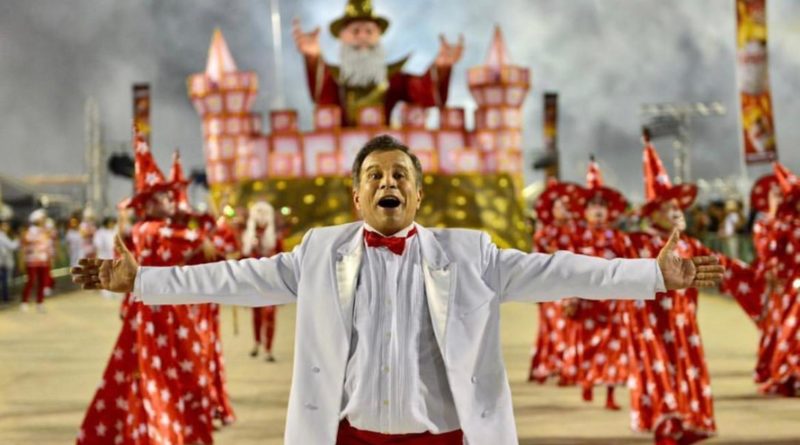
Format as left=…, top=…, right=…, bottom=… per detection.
left=74, top=135, right=723, bottom=444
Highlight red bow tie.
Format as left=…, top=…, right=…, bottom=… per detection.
left=364, top=227, right=418, bottom=255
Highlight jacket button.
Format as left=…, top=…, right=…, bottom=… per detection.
left=311, top=366, right=320, bottom=373
left=481, top=409, right=490, bottom=418
left=304, top=403, right=318, bottom=410
left=471, top=376, right=478, bottom=383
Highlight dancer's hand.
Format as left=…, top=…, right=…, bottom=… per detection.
left=657, top=229, right=724, bottom=290
left=71, top=234, right=138, bottom=293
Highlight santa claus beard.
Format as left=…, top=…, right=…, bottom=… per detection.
left=340, top=43, right=387, bottom=88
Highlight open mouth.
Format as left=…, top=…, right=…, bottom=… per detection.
left=377, top=196, right=402, bottom=209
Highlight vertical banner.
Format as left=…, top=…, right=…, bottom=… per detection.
left=543, top=92, right=559, bottom=179
left=133, top=83, right=151, bottom=145
left=736, top=0, right=777, bottom=163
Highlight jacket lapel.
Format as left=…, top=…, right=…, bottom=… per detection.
left=334, top=228, right=364, bottom=340
left=417, top=225, right=455, bottom=356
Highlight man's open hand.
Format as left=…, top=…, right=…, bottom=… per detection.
left=657, top=229, right=724, bottom=290
left=71, top=234, right=138, bottom=293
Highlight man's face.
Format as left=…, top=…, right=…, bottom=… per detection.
left=353, top=150, right=422, bottom=236
left=585, top=201, right=609, bottom=225
left=146, top=191, right=176, bottom=219
left=339, top=20, right=381, bottom=49
left=653, top=199, right=686, bottom=231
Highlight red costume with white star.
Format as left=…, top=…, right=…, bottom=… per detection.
left=758, top=163, right=800, bottom=396
left=76, top=137, right=226, bottom=445
left=528, top=180, right=586, bottom=384
left=625, top=137, right=763, bottom=445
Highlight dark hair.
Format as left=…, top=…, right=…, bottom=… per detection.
left=351, top=135, right=423, bottom=188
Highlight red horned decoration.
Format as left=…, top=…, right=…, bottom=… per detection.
left=640, top=129, right=697, bottom=217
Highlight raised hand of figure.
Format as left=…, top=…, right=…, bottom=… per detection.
left=435, top=33, right=464, bottom=67
left=292, top=18, right=321, bottom=58
left=71, top=234, right=138, bottom=293
left=656, top=229, right=724, bottom=290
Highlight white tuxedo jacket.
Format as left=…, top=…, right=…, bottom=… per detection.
left=136, top=222, right=661, bottom=444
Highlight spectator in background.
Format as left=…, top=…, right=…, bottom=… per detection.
left=0, top=219, right=20, bottom=303
left=21, top=209, right=54, bottom=312
left=720, top=199, right=744, bottom=259
left=92, top=216, right=118, bottom=300
left=93, top=217, right=117, bottom=260
left=65, top=216, right=83, bottom=268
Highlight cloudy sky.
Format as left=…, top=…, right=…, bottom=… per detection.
left=1, top=0, right=798, bottom=208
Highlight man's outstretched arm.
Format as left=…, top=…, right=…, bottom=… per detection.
left=72, top=231, right=307, bottom=307
left=482, top=229, right=724, bottom=303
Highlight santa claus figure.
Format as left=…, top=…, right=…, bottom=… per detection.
left=757, top=162, right=800, bottom=396
left=626, top=132, right=763, bottom=445
left=241, top=200, right=284, bottom=361
left=569, top=156, right=632, bottom=410
left=292, top=0, right=463, bottom=126
left=528, top=179, right=586, bottom=384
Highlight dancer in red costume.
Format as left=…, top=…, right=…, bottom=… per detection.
left=168, top=151, right=237, bottom=424
left=627, top=132, right=763, bottom=445
left=571, top=156, right=632, bottom=410
left=241, top=200, right=283, bottom=362
left=758, top=162, right=800, bottom=397
left=76, top=135, right=220, bottom=445
left=749, top=164, right=793, bottom=385
left=528, top=179, right=586, bottom=384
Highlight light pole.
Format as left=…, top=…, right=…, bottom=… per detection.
left=640, top=101, right=726, bottom=184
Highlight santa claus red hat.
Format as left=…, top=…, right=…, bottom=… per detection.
left=534, top=179, right=586, bottom=226
left=582, top=155, right=628, bottom=221
left=640, top=130, right=697, bottom=217
left=126, top=127, right=177, bottom=212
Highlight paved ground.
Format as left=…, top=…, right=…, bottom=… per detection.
left=0, top=290, right=797, bottom=444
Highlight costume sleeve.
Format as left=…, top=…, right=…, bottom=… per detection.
left=689, top=236, right=765, bottom=322
left=391, top=64, right=452, bottom=107
left=133, top=230, right=312, bottom=307
left=303, top=55, right=340, bottom=106
left=480, top=232, right=662, bottom=303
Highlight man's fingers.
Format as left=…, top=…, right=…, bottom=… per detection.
left=696, top=264, right=724, bottom=274
left=692, top=280, right=717, bottom=288
left=692, top=256, right=719, bottom=266
left=695, top=272, right=723, bottom=281
left=664, top=228, right=680, bottom=253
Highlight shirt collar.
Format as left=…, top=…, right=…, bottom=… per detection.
left=363, top=222, right=416, bottom=238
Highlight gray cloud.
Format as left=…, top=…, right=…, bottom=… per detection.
left=1, top=0, right=798, bottom=208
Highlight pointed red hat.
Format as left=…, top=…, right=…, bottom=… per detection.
left=127, top=126, right=176, bottom=211
left=640, top=131, right=697, bottom=217
left=749, top=173, right=778, bottom=213
left=534, top=180, right=587, bottom=226
left=583, top=155, right=628, bottom=221
left=169, top=150, right=191, bottom=212
left=774, top=161, right=800, bottom=216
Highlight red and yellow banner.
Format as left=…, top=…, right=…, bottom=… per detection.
left=133, top=83, right=151, bottom=145
left=543, top=92, right=559, bottom=179
left=736, top=0, right=777, bottom=164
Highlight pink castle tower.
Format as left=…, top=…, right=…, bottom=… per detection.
left=187, top=29, right=262, bottom=185
left=467, top=26, right=530, bottom=181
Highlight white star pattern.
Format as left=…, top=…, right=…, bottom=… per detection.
left=180, top=360, right=194, bottom=373
left=95, top=399, right=106, bottom=411
left=687, top=366, right=699, bottom=380
left=156, top=334, right=168, bottom=348
left=688, top=334, right=701, bottom=347
left=660, top=297, right=673, bottom=310
left=95, top=423, right=107, bottom=437
left=178, top=326, right=189, bottom=339
left=663, top=330, right=675, bottom=343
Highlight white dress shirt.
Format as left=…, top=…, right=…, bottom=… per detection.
left=340, top=223, right=459, bottom=434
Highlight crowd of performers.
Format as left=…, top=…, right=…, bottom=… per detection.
left=76, top=131, right=283, bottom=445
left=528, top=133, right=798, bottom=445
